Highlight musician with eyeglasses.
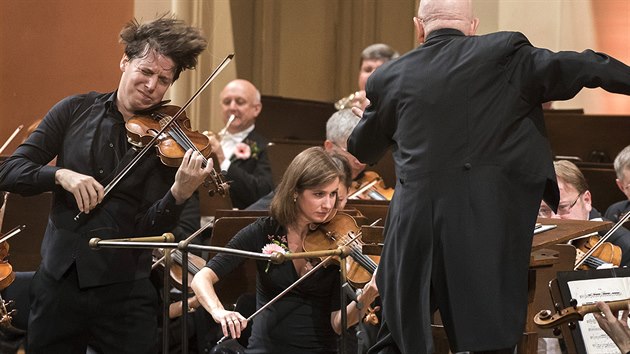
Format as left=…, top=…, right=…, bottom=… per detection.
left=538, top=160, right=630, bottom=267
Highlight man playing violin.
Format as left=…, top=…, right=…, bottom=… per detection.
left=192, top=147, right=378, bottom=353
left=0, top=16, right=212, bottom=353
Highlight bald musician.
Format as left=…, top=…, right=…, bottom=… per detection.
left=207, top=79, right=273, bottom=210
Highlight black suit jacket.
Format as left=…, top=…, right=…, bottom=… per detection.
left=225, top=130, right=273, bottom=209
left=349, top=29, right=630, bottom=352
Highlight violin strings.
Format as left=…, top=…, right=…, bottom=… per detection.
left=156, top=113, right=210, bottom=166
left=171, top=250, right=202, bottom=275
left=339, top=232, right=377, bottom=273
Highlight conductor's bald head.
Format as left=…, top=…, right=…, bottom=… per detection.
left=414, top=0, right=479, bottom=43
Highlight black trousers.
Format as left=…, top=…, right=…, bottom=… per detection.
left=27, top=265, right=158, bottom=354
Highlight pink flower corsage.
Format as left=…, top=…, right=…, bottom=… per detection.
left=263, top=235, right=289, bottom=272
left=233, top=142, right=251, bottom=160
left=262, top=243, right=287, bottom=255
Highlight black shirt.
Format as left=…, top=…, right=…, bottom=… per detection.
left=0, top=91, right=184, bottom=287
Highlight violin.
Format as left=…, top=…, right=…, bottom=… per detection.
left=126, top=105, right=213, bottom=167
left=0, top=242, right=15, bottom=328
left=348, top=171, right=394, bottom=201
left=126, top=104, right=229, bottom=198
left=74, top=54, right=234, bottom=221
left=574, top=236, right=622, bottom=270
left=574, top=210, right=630, bottom=270
left=152, top=248, right=206, bottom=294
left=0, top=242, right=14, bottom=291
left=303, top=211, right=381, bottom=324
left=0, top=226, right=25, bottom=328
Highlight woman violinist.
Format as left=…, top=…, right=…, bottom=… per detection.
left=191, top=147, right=378, bottom=353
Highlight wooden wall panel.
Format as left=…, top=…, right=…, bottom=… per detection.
left=0, top=0, right=133, bottom=154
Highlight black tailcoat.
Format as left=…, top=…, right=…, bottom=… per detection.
left=348, top=29, right=630, bottom=352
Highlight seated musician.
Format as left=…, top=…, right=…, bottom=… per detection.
left=326, top=109, right=393, bottom=201
left=205, top=79, right=274, bottom=209
left=538, top=160, right=630, bottom=267
left=605, top=145, right=630, bottom=223
left=335, top=44, right=399, bottom=111
left=191, top=147, right=378, bottom=353
left=248, top=108, right=391, bottom=210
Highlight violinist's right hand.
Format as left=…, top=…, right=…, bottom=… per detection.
left=55, top=168, right=104, bottom=214
left=209, top=308, right=248, bottom=339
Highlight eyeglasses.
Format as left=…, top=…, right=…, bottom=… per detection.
left=538, top=192, right=583, bottom=218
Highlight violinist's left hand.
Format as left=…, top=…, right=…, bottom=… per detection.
left=171, top=149, right=214, bottom=204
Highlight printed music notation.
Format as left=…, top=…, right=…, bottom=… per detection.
left=567, top=277, right=630, bottom=354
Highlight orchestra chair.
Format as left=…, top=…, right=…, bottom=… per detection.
left=545, top=112, right=630, bottom=163
left=573, top=162, right=626, bottom=214
left=1, top=192, right=52, bottom=271
left=345, top=199, right=389, bottom=227
left=207, top=216, right=260, bottom=309
left=256, top=96, right=335, bottom=142
left=267, top=140, right=319, bottom=187
left=214, top=209, right=268, bottom=220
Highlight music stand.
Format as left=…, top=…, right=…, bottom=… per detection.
left=91, top=235, right=353, bottom=354
left=532, top=218, right=611, bottom=251
left=553, top=268, right=630, bottom=354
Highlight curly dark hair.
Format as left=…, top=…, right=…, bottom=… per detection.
left=119, top=14, right=207, bottom=82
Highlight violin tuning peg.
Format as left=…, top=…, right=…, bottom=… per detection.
left=552, top=327, right=562, bottom=336
left=568, top=322, right=576, bottom=330
left=569, top=298, right=578, bottom=307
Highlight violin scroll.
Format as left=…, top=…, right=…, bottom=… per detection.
left=534, top=298, right=630, bottom=329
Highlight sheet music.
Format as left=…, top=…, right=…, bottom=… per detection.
left=567, top=277, right=630, bottom=354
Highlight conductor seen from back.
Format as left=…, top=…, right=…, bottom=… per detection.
left=348, top=0, right=630, bottom=353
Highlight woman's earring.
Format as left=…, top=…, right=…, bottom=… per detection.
left=293, top=194, right=297, bottom=203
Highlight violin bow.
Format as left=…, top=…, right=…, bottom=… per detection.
left=0, top=125, right=24, bottom=156
left=0, top=225, right=26, bottom=244
left=348, top=179, right=380, bottom=200
left=75, top=53, right=234, bottom=221
left=574, top=210, right=630, bottom=270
